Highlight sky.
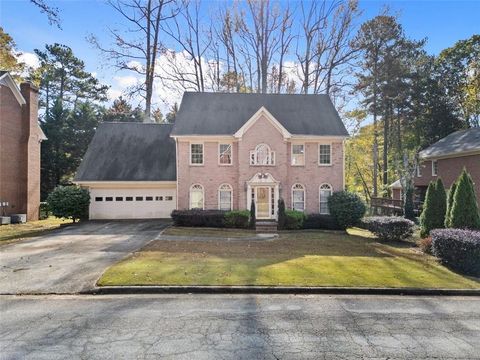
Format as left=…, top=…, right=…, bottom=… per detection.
left=1, top=0, right=479, bottom=112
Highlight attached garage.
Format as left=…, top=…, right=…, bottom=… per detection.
left=74, top=123, right=177, bottom=220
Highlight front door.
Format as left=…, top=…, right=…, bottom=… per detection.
left=256, top=187, right=271, bottom=219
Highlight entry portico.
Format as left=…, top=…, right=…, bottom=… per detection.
left=246, top=173, right=280, bottom=220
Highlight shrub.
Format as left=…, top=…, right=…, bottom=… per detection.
left=431, top=229, right=480, bottom=276
left=171, top=209, right=225, bottom=227
left=361, top=216, right=415, bottom=242
left=39, top=202, right=50, bottom=220
left=419, top=179, right=446, bottom=237
left=328, top=191, right=366, bottom=230
left=303, top=214, right=341, bottom=230
left=277, top=198, right=286, bottom=230
left=249, top=200, right=256, bottom=229
left=444, top=181, right=457, bottom=228
left=224, top=210, right=250, bottom=229
left=404, top=186, right=415, bottom=221
left=47, top=186, right=90, bottom=223
left=283, top=210, right=306, bottom=230
left=449, top=169, right=480, bottom=229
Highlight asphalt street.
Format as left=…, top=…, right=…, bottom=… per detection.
left=1, top=294, right=479, bottom=359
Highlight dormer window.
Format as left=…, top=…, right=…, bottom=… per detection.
left=250, top=144, right=275, bottom=166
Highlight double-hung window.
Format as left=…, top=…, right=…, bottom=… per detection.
left=319, top=184, right=333, bottom=214
left=219, top=144, right=232, bottom=165
left=291, top=144, right=305, bottom=166
left=218, top=184, right=233, bottom=210
left=190, top=143, right=203, bottom=165
left=319, top=144, right=331, bottom=165
left=292, top=184, right=305, bottom=211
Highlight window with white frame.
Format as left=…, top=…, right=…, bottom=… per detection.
left=189, top=184, right=204, bottom=209
left=319, top=144, right=331, bottom=165
left=432, top=160, right=438, bottom=176
left=190, top=143, right=203, bottom=165
left=417, top=163, right=422, bottom=177
left=219, top=144, right=232, bottom=165
left=319, top=184, right=333, bottom=214
left=291, top=144, right=305, bottom=166
left=218, top=184, right=233, bottom=210
left=292, top=184, right=305, bottom=211
left=250, top=144, right=275, bottom=165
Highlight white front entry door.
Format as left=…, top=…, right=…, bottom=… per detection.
left=255, top=186, right=271, bottom=219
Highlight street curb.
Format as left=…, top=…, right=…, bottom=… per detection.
left=84, top=286, right=480, bottom=296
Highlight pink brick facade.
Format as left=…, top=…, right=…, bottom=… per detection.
left=414, top=155, right=480, bottom=204
left=0, top=78, right=42, bottom=221
left=176, top=114, right=345, bottom=216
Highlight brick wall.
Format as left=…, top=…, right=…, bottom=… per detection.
left=176, top=114, right=345, bottom=214
left=414, top=155, right=480, bottom=204
left=0, top=81, right=41, bottom=220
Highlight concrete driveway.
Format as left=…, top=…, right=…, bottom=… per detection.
left=0, top=220, right=170, bottom=294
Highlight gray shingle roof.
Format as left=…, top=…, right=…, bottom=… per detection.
left=171, top=92, right=348, bottom=136
left=74, top=122, right=176, bottom=182
left=419, top=128, right=480, bottom=159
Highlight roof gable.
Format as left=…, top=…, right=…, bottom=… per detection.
left=171, top=92, right=349, bottom=137
left=0, top=72, right=26, bottom=106
left=234, top=106, right=291, bottom=140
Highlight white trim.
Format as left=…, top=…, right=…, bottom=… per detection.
left=171, top=135, right=236, bottom=141
left=218, top=183, right=233, bottom=211
left=432, top=160, right=438, bottom=176
left=319, top=183, right=333, bottom=215
left=0, top=72, right=26, bottom=105
left=75, top=181, right=176, bottom=189
left=342, top=139, right=346, bottom=190
left=189, top=142, right=204, bottom=166
left=189, top=184, right=204, bottom=209
left=218, top=143, right=233, bottom=166
left=291, top=183, right=306, bottom=212
left=318, top=143, right=332, bottom=166
left=255, top=186, right=272, bottom=219
left=416, top=162, right=422, bottom=177
left=250, top=143, right=275, bottom=166
left=175, top=137, right=179, bottom=210
left=291, top=143, right=305, bottom=166
left=291, top=135, right=348, bottom=141
left=420, top=149, right=480, bottom=160
left=234, top=106, right=292, bottom=140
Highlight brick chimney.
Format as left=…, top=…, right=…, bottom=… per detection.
left=20, top=82, right=42, bottom=221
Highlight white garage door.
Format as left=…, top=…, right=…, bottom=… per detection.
left=89, top=187, right=176, bottom=219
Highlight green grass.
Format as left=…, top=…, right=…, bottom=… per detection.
left=0, top=217, right=72, bottom=243
left=163, top=226, right=257, bottom=238
left=98, top=228, right=480, bottom=289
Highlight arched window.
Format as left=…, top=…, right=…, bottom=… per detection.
left=250, top=144, right=275, bottom=165
left=292, top=183, right=305, bottom=212
left=319, top=184, right=333, bottom=214
left=189, top=184, right=204, bottom=209
left=218, top=184, right=233, bottom=211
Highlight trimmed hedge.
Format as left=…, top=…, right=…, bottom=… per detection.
left=361, top=216, right=415, bottom=242
left=283, top=210, right=306, bottom=230
left=171, top=210, right=226, bottom=227
left=431, top=229, right=480, bottom=276
left=303, top=214, right=342, bottom=230
left=47, top=185, right=90, bottom=223
left=224, top=210, right=250, bottom=229
left=328, top=191, right=366, bottom=230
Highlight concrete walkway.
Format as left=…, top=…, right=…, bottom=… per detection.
left=0, top=220, right=170, bottom=294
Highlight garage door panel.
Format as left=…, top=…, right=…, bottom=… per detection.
left=89, top=188, right=176, bottom=219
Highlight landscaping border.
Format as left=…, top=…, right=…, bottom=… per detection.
left=85, top=286, right=480, bottom=296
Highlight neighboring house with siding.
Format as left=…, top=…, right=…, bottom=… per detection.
left=392, top=128, right=480, bottom=204
left=0, top=71, right=46, bottom=221
left=75, top=92, right=348, bottom=220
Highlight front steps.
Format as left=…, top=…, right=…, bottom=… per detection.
left=255, top=220, right=278, bottom=232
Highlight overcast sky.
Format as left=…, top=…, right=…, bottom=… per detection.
left=2, top=0, right=479, bottom=113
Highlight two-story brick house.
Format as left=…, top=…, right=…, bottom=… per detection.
left=0, top=71, right=46, bottom=221
left=75, top=93, right=348, bottom=220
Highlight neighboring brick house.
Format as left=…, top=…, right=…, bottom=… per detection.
left=391, top=128, right=480, bottom=205
left=0, top=71, right=46, bottom=221
left=75, top=93, right=348, bottom=220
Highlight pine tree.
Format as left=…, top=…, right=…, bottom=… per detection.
left=449, top=169, right=480, bottom=229
left=419, top=179, right=446, bottom=237
left=444, top=181, right=457, bottom=227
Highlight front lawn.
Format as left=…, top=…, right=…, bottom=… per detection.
left=98, top=228, right=480, bottom=289
left=0, top=217, right=72, bottom=243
